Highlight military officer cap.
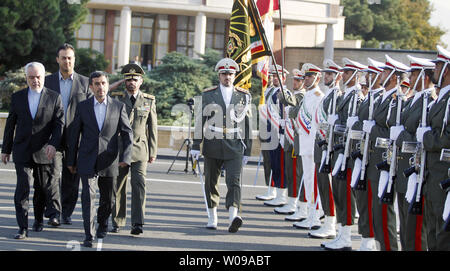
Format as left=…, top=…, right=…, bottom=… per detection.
left=215, top=58, right=240, bottom=73
left=292, top=68, right=304, bottom=79
left=322, top=59, right=342, bottom=73
left=121, top=63, right=145, bottom=80
left=382, top=54, right=409, bottom=73
left=364, top=57, right=385, bottom=74
left=340, top=57, right=367, bottom=72
left=270, top=64, right=289, bottom=75
left=407, top=55, right=435, bottom=72
left=432, top=45, right=450, bottom=64
left=302, top=63, right=322, bottom=76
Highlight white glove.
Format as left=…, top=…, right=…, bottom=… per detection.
left=363, top=120, right=375, bottom=133
left=327, top=114, right=339, bottom=126
left=405, top=173, right=417, bottom=203
left=332, top=153, right=344, bottom=176
left=242, top=156, right=249, bottom=166
left=346, top=116, right=359, bottom=129
left=389, top=125, right=404, bottom=141
left=190, top=150, right=201, bottom=160
left=443, top=193, right=450, bottom=221
left=280, top=135, right=285, bottom=147
left=351, top=158, right=362, bottom=188
left=377, top=170, right=389, bottom=199
left=319, top=150, right=327, bottom=172
left=280, top=119, right=286, bottom=128
left=416, top=126, right=431, bottom=143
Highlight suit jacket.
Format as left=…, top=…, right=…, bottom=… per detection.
left=111, top=90, right=158, bottom=162
left=192, top=85, right=252, bottom=160
left=67, top=96, right=133, bottom=177
left=44, top=72, right=91, bottom=150
left=2, top=87, right=64, bottom=164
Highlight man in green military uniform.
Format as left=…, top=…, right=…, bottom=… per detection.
left=191, top=58, right=252, bottom=233
left=417, top=45, right=450, bottom=250
left=110, top=63, right=158, bottom=235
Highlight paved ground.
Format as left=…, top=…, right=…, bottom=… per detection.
left=0, top=149, right=395, bottom=252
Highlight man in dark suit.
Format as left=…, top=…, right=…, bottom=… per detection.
left=67, top=71, right=133, bottom=248
left=44, top=43, right=91, bottom=225
left=1, top=62, right=64, bottom=239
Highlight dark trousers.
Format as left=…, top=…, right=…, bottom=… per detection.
left=54, top=151, right=80, bottom=219
left=14, top=162, right=60, bottom=229
left=80, top=175, right=114, bottom=240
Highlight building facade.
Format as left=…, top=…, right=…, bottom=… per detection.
left=76, top=0, right=346, bottom=73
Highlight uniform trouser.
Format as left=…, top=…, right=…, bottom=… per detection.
left=424, top=196, right=450, bottom=251
left=80, top=175, right=114, bottom=240
left=369, top=177, right=398, bottom=251
left=270, top=144, right=285, bottom=188
left=354, top=180, right=374, bottom=238
left=14, top=162, right=60, bottom=230
left=261, top=149, right=272, bottom=186
left=285, top=145, right=298, bottom=198
left=397, top=192, right=427, bottom=251
left=332, top=168, right=356, bottom=226
left=316, top=164, right=334, bottom=216
left=112, top=161, right=148, bottom=227
left=54, top=151, right=80, bottom=219
left=204, top=155, right=243, bottom=210
left=300, top=154, right=318, bottom=206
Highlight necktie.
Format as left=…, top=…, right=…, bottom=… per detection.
left=130, top=96, right=136, bottom=106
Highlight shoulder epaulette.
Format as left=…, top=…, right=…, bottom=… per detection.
left=235, top=86, right=250, bottom=94
left=314, top=89, right=322, bottom=97
left=141, top=93, right=155, bottom=99
left=110, top=91, right=125, bottom=97
left=203, top=86, right=217, bottom=92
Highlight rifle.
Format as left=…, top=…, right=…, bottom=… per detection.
left=336, top=86, right=360, bottom=180
left=380, top=81, right=403, bottom=205
left=319, top=87, right=338, bottom=173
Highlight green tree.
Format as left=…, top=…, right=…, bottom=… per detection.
left=342, top=0, right=445, bottom=50
left=0, top=0, right=89, bottom=75
left=75, top=48, right=109, bottom=77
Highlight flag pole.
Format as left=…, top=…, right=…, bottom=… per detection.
left=249, top=0, right=287, bottom=101
left=278, top=0, right=285, bottom=79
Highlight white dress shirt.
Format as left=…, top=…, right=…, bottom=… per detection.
left=59, top=72, right=74, bottom=114
left=94, top=97, right=107, bottom=131
left=220, top=84, right=233, bottom=108
left=28, top=88, right=43, bottom=119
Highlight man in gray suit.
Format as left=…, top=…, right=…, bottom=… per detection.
left=44, top=43, right=91, bottom=225
left=1, top=62, right=64, bottom=239
left=67, top=71, right=133, bottom=248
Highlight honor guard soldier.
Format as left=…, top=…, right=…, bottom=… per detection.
left=322, top=58, right=365, bottom=250
left=263, top=65, right=296, bottom=208
left=293, top=63, right=324, bottom=230
left=110, top=63, right=158, bottom=235
left=308, top=59, right=342, bottom=239
left=416, top=45, right=450, bottom=250
left=274, top=69, right=306, bottom=217
left=363, top=55, right=409, bottom=251
left=389, top=55, right=435, bottom=250
left=347, top=57, right=385, bottom=251
left=190, top=58, right=252, bottom=233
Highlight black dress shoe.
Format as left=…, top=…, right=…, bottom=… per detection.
left=48, top=217, right=60, bottom=227
left=32, top=222, right=44, bottom=232
left=228, top=216, right=243, bottom=233
left=110, top=226, right=120, bottom=233
left=14, top=228, right=28, bottom=239
left=83, top=239, right=93, bottom=248
left=130, top=224, right=143, bottom=235
left=61, top=216, right=72, bottom=225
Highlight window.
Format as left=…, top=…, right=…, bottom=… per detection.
left=75, top=9, right=106, bottom=54
left=130, top=13, right=156, bottom=66
left=176, top=15, right=195, bottom=57
left=206, top=18, right=226, bottom=56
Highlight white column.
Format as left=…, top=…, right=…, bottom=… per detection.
left=118, top=6, right=132, bottom=67
left=193, top=12, right=207, bottom=59
left=324, top=24, right=334, bottom=61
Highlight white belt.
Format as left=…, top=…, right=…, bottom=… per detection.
left=208, top=126, right=241, bottom=134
